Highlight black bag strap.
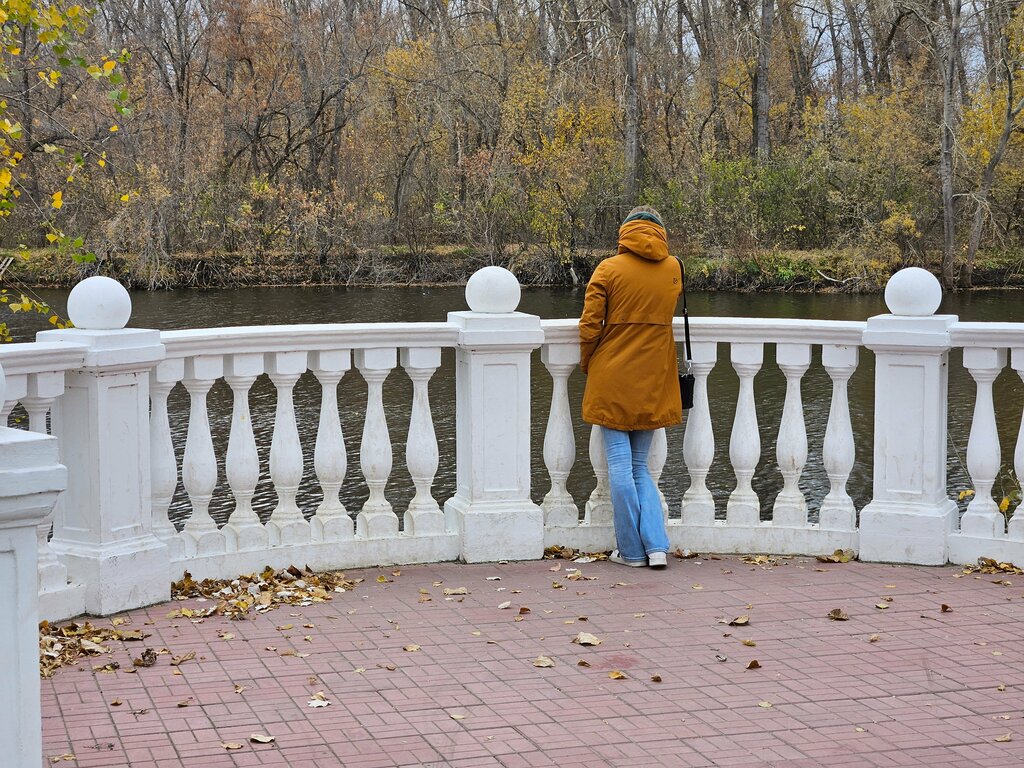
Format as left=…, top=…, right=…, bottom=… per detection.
left=676, top=257, right=692, bottom=365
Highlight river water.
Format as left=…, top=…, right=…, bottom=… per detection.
left=6, top=286, right=1024, bottom=528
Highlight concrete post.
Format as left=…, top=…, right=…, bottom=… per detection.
left=36, top=277, right=170, bottom=614
left=859, top=268, right=958, bottom=565
left=444, top=267, right=545, bottom=562
left=0, top=362, right=67, bottom=768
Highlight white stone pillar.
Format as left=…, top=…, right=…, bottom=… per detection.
left=0, top=362, right=67, bottom=768
left=37, top=276, right=170, bottom=614
left=859, top=268, right=958, bottom=565
left=540, top=342, right=580, bottom=527
left=444, top=267, right=545, bottom=562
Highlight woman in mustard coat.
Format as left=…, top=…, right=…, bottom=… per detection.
left=579, top=206, right=682, bottom=568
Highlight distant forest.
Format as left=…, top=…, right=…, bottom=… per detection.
left=4, top=0, right=1024, bottom=288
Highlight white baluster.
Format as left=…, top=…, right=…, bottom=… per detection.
left=181, top=356, right=227, bottom=556
left=23, top=372, right=68, bottom=593
left=1009, top=348, right=1024, bottom=540
left=541, top=343, right=580, bottom=527
left=727, top=342, right=763, bottom=526
left=266, top=351, right=311, bottom=546
left=1, top=372, right=26, bottom=423
left=223, top=354, right=268, bottom=552
left=402, top=347, right=444, bottom=535
left=150, top=360, right=185, bottom=559
left=681, top=341, right=717, bottom=524
left=584, top=425, right=613, bottom=526
left=772, top=344, right=810, bottom=526
left=819, top=345, right=858, bottom=531
left=310, top=350, right=353, bottom=542
left=960, top=347, right=1007, bottom=537
left=647, top=427, right=669, bottom=520
left=355, top=348, right=399, bottom=538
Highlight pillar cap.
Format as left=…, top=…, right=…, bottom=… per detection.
left=884, top=268, right=941, bottom=316
left=67, top=276, right=132, bottom=330
left=465, top=266, right=521, bottom=313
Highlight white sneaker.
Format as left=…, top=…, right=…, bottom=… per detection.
left=608, top=550, right=646, bottom=567
left=648, top=552, right=667, bottom=569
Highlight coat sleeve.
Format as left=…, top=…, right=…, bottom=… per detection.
left=578, top=264, right=608, bottom=374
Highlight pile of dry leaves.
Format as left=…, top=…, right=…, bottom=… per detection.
left=170, top=565, right=363, bottom=619
left=39, top=620, right=148, bottom=678
left=961, top=557, right=1024, bottom=576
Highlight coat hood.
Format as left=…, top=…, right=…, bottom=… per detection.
left=617, top=218, right=669, bottom=261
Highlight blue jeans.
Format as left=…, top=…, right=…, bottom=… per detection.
left=602, top=427, right=669, bottom=563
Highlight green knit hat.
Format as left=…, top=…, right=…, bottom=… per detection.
left=622, top=210, right=665, bottom=229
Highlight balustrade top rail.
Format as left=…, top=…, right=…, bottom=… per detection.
left=160, top=322, right=461, bottom=359
left=0, top=341, right=87, bottom=377
left=540, top=316, right=867, bottom=346
left=949, top=322, right=1024, bottom=349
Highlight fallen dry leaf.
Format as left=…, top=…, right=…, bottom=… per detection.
left=498, top=601, right=511, bottom=610
left=234, top=684, right=248, bottom=694
left=827, top=608, right=849, bottom=621
left=442, top=587, right=469, bottom=596
left=650, top=675, right=662, bottom=682
left=741, top=639, right=757, bottom=647
left=997, top=684, right=1006, bottom=692
left=608, top=670, right=627, bottom=680
left=449, top=713, right=467, bottom=720
left=572, top=632, right=602, bottom=647
left=996, top=734, right=1012, bottom=743
left=403, top=644, right=420, bottom=652
left=746, top=660, right=761, bottom=670
left=816, top=549, right=854, bottom=563
left=728, top=615, right=750, bottom=626
left=691, top=584, right=704, bottom=590
left=221, top=742, right=244, bottom=750
left=869, top=634, right=881, bottom=643
left=875, top=603, right=889, bottom=610
left=308, top=692, right=332, bottom=708
left=714, top=654, right=727, bottom=663
left=577, top=659, right=591, bottom=667
left=110, top=699, right=122, bottom=706
left=758, top=701, right=773, bottom=708
left=250, top=734, right=275, bottom=744
left=532, top=656, right=555, bottom=668
left=941, top=604, right=953, bottom=613
left=170, top=651, right=196, bottom=666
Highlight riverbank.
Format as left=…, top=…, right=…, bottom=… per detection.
left=6, top=246, right=1024, bottom=292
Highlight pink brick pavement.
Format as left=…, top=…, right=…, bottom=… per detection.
left=41, top=555, right=1024, bottom=767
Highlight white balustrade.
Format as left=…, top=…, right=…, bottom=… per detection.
left=960, top=347, right=1007, bottom=537
left=355, top=347, right=399, bottom=538
left=727, top=342, right=763, bottom=526
left=1011, top=348, right=1024, bottom=541
left=402, top=347, right=444, bottom=535
left=681, top=341, right=717, bottom=524
left=818, top=345, right=858, bottom=531
left=149, top=361, right=185, bottom=560
left=266, top=351, right=311, bottom=545
left=181, top=356, right=227, bottom=555
left=541, top=343, right=580, bottom=526
left=584, top=425, right=613, bottom=526
left=223, top=354, right=269, bottom=551
left=772, top=344, right=810, bottom=526
left=310, top=350, right=353, bottom=542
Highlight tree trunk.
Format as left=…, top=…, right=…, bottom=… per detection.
left=623, top=0, right=640, bottom=205
left=939, top=0, right=962, bottom=289
left=752, top=0, right=775, bottom=162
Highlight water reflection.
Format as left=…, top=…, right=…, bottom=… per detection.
left=7, top=285, right=1023, bottom=529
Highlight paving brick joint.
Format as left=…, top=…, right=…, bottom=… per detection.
left=42, top=556, right=1024, bottom=767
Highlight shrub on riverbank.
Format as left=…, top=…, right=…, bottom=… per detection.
left=6, top=246, right=1024, bottom=292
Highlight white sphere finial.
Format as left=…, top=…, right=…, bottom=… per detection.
left=465, top=266, right=521, bottom=313
left=66, top=276, right=132, bottom=330
left=884, top=267, right=942, bottom=316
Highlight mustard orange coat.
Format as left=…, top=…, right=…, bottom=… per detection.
left=579, top=219, right=683, bottom=431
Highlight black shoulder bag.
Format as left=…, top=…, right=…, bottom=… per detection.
left=677, top=258, right=695, bottom=410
